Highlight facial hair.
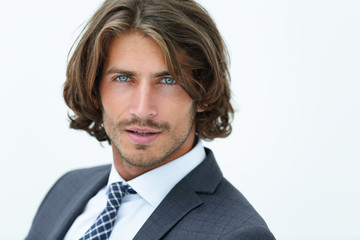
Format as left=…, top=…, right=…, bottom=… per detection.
left=104, top=104, right=196, bottom=168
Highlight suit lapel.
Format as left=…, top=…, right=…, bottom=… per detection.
left=133, top=179, right=204, bottom=240
left=49, top=165, right=111, bottom=239
left=133, top=148, right=223, bottom=240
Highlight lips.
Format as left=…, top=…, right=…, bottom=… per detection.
left=126, top=127, right=161, bottom=144
left=128, top=130, right=156, bottom=136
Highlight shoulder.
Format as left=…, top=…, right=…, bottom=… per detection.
left=165, top=148, right=275, bottom=239
left=26, top=164, right=111, bottom=239
left=193, top=178, right=274, bottom=238
left=164, top=176, right=275, bottom=239
left=61, top=164, right=112, bottom=179
left=56, top=164, right=112, bottom=183
left=41, top=164, right=111, bottom=205
left=42, top=164, right=111, bottom=196
left=213, top=178, right=275, bottom=239
left=33, top=164, right=111, bottom=210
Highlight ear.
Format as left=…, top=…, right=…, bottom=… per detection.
left=196, top=103, right=208, bottom=113
left=196, top=106, right=204, bottom=113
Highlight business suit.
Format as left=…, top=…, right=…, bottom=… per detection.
left=26, top=148, right=275, bottom=239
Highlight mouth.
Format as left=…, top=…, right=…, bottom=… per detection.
left=125, top=127, right=161, bottom=144
left=126, top=130, right=158, bottom=135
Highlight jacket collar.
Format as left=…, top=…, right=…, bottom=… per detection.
left=133, top=148, right=223, bottom=240
left=50, top=166, right=111, bottom=240
left=51, top=148, right=222, bottom=240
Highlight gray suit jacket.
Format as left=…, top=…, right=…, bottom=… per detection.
left=26, top=148, right=275, bottom=239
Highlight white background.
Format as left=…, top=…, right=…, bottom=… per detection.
left=0, top=0, right=359, bottom=239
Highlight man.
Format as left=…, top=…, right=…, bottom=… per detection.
left=27, top=0, right=275, bottom=239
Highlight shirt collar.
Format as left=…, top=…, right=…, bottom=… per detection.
left=107, top=139, right=206, bottom=208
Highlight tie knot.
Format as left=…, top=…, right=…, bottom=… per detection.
left=107, top=182, right=136, bottom=207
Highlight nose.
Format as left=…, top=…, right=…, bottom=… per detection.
left=129, top=82, right=157, bottom=118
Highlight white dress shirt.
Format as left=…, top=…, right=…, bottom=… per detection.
left=64, top=140, right=205, bottom=240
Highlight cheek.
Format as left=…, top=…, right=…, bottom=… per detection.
left=166, top=87, right=193, bottom=105
left=163, top=98, right=195, bottom=123
left=162, top=94, right=192, bottom=111
left=101, top=89, right=128, bottom=118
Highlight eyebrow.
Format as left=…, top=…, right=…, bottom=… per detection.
left=104, top=67, right=170, bottom=78
left=154, top=71, right=170, bottom=78
left=104, top=68, right=136, bottom=76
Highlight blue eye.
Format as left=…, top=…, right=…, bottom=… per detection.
left=115, top=75, right=130, bottom=82
left=160, top=77, right=176, bottom=84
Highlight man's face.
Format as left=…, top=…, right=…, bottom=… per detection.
left=100, top=32, right=198, bottom=178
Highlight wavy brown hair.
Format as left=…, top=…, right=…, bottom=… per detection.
left=64, top=0, right=233, bottom=142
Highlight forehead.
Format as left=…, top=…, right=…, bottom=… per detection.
left=102, top=32, right=172, bottom=78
